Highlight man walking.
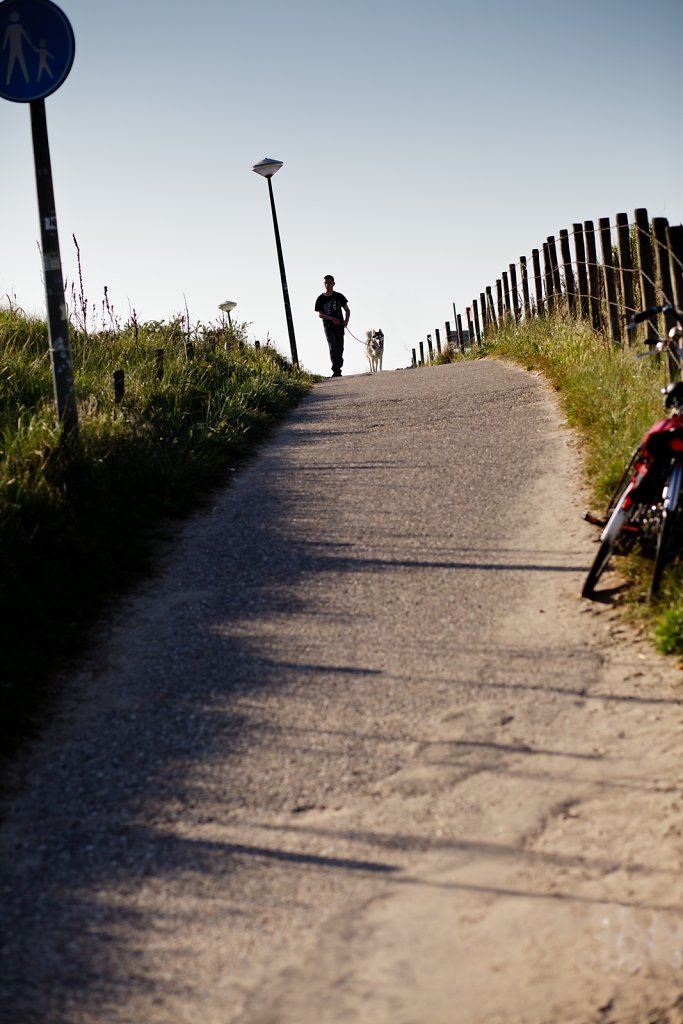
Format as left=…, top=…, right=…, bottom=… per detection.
left=315, top=275, right=350, bottom=377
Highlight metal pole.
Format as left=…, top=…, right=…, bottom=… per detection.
left=266, top=175, right=298, bottom=367
left=30, top=99, right=78, bottom=439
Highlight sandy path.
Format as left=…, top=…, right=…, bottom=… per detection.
left=1, top=361, right=682, bottom=1024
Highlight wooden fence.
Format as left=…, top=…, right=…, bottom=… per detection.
left=414, top=207, right=683, bottom=366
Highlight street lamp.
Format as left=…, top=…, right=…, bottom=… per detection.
left=252, top=157, right=299, bottom=367
left=219, top=300, right=237, bottom=328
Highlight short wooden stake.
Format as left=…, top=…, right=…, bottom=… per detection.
left=113, top=368, right=125, bottom=404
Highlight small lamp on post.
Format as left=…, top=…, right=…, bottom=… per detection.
left=218, top=300, right=237, bottom=328
left=252, top=157, right=299, bottom=367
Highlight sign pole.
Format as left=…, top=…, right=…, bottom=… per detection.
left=30, top=97, right=78, bottom=439
left=1, top=0, right=78, bottom=438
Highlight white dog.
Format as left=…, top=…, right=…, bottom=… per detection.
left=365, top=329, right=384, bottom=372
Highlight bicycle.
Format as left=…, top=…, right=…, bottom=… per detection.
left=582, top=304, right=683, bottom=602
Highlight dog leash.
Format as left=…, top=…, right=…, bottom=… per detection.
left=345, top=326, right=369, bottom=345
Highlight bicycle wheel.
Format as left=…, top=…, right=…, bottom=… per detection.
left=649, top=463, right=683, bottom=601
left=582, top=486, right=643, bottom=599
left=582, top=538, right=618, bottom=598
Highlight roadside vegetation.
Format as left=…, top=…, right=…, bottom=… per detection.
left=0, top=297, right=315, bottom=757
left=438, top=314, right=683, bottom=655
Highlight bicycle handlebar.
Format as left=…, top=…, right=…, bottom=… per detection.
left=626, top=304, right=683, bottom=330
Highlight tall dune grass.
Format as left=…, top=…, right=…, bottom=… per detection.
left=0, top=299, right=313, bottom=754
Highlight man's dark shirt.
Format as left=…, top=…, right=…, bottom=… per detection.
left=315, top=291, right=348, bottom=331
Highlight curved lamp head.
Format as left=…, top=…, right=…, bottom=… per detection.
left=219, top=301, right=237, bottom=313
left=252, top=157, right=283, bottom=178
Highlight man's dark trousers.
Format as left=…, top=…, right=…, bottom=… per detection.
left=325, top=324, right=344, bottom=375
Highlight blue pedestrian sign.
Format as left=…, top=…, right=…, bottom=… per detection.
left=0, top=0, right=74, bottom=102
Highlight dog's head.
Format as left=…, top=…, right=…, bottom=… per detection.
left=367, top=329, right=384, bottom=349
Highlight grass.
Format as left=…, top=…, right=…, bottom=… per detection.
left=0, top=300, right=315, bottom=756
left=443, top=312, right=683, bottom=655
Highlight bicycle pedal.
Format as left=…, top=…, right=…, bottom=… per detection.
left=584, top=512, right=606, bottom=528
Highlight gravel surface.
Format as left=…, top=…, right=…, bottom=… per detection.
left=1, top=360, right=683, bottom=1024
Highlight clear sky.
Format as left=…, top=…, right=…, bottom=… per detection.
left=1, top=0, right=681, bottom=376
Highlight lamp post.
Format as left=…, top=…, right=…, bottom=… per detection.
left=219, top=300, right=237, bottom=328
left=252, top=157, right=299, bottom=367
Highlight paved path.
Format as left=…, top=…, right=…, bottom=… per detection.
left=2, top=362, right=683, bottom=1024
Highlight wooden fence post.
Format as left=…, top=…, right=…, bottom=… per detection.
left=653, top=217, right=677, bottom=334
left=502, top=272, right=511, bottom=320
left=651, top=219, right=679, bottom=378
left=412, top=348, right=417, bottom=367
left=543, top=241, right=555, bottom=314
left=548, top=236, right=562, bottom=304
left=635, top=207, right=657, bottom=339
left=444, top=321, right=452, bottom=353
left=559, top=230, right=576, bottom=316
left=479, top=292, right=487, bottom=332
left=532, top=249, right=544, bottom=316
left=454, top=314, right=462, bottom=350
left=466, top=307, right=475, bottom=344
left=668, top=224, right=683, bottom=309
left=486, top=287, right=497, bottom=331
left=113, top=368, right=125, bottom=404
left=472, top=299, right=482, bottom=344
left=426, top=334, right=434, bottom=361
left=520, top=256, right=531, bottom=319
left=457, top=313, right=465, bottom=350
left=616, top=212, right=636, bottom=331
left=573, top=223, right=589, bottom=320
left=496, top=279, right=504, bottom=320
left=584, top=221, right=602, bottom=332
left=599, top=217, right=621, bottom=343
left=419, top=341, right=425, bottom=366
left=434, top=328, right=442, bottom=355
left=509, top=264, right=520, bottom=321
